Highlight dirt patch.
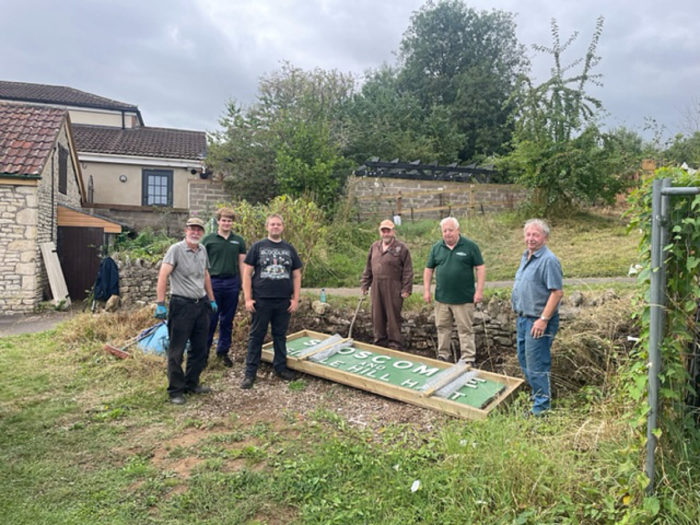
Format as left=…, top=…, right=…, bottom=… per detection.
left=180, top=352, right=451, bottom=438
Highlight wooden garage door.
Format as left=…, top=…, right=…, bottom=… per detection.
left=57, top=226, right=103, bottom=301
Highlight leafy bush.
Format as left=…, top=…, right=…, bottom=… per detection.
left=112, top=229, right=176, bottom=262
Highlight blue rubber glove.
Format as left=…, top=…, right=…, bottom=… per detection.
left=209, top=301, right=218, bottom=314
left=154, top=303, right=167, bottom=319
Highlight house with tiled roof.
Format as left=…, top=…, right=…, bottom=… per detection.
left=0, top=80, right=212, bottom=232
left=0, top=102, right=122, bottom=313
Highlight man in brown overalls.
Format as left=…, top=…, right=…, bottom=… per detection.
left=360, top=219, right=413, bottom=350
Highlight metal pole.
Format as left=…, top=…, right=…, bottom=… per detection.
left=645, top=181, right=699, bottom=494
left=645, top=178, right=669, bottom=493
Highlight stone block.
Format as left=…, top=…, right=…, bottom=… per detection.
left=15, top=263, right=34, bottom=275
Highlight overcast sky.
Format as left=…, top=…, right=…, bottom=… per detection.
left=3, top=0, right=698, bottom=142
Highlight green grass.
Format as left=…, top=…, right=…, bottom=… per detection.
left=1, top=315, right=699, bottom=524
left=303, top=208, right=640, bottom=287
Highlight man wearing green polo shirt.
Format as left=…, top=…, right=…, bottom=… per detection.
left=202, top=207, right=246, bottom=367
left=422, top=217, right=485, bottom=364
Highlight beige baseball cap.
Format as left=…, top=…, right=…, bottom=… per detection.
left=186, top=217, right=205, bottom=228
left=379, top=219, right=395, bottom=230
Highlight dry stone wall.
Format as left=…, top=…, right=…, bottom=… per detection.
left=113, top=252, right=520, bottom=359
left=289, top=297, right=519, bottom=363
left=114, top=256, right=160, bottom=306
left=347, top=175, right=528, bottom=221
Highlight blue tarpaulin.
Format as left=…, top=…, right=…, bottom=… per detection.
left=136, top=322, right=169, bottom=355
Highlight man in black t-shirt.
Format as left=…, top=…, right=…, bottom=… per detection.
left=240, top=213, right=302, bottom=389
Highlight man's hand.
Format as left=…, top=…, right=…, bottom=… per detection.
left=401, top=292, right=410, bottom=299
left=530, top=318, right=547, bottom=338
left=288, top=298, right=299, bottom=313
left=154, top=303, right=167, bottom=319
left=209, top=301, right=218, bottom=314
left=361, top=288, right=369, bottom=295
left=422, top=290, right=431, bottom=303
left=244, top=298, right=256, bottom=312
left=473, top=291, right=483, bottom=304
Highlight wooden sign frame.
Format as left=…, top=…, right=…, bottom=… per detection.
left=262, top=329, right=523, bottom=420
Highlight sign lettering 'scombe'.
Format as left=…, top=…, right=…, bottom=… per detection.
left=262, top=330, right=524, bottom=420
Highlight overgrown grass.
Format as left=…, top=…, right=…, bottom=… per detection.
left=1, top=307, right=698, bottom=524
left=304, top=208, right=639, bottom=286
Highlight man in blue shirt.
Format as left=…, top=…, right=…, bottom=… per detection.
left=511, top=219, right=563, bottom=416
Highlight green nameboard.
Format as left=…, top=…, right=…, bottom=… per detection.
left=262, top=330, right=523, bottom=420
left=285, top=336, right=503, bottom=409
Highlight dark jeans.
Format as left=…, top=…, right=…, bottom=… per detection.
left=207, top=275, right=240, bottom=358
left=167, top=296, right=210, bottom=398
left=244, top=298, right=291, bottom=378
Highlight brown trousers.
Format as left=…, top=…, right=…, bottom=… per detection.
left=370, top=278, right=404, bottom=349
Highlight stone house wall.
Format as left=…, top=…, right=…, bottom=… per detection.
left=0, top=124, right=82, bottom=314
left=0, top=184, right=39, bottom=313
left=347, top=176, right=528, bottom=221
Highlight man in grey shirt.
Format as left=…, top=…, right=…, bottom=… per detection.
left=155, top=217, right=217, bottom=405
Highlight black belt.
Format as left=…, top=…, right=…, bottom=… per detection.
left=171, top=295, right=207, bottom=303
left=516, top=312, right=535, bottom=317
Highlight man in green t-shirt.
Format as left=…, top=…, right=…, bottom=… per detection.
left=202, top=207, right=246, bottom=367
left=422, top=217, right=485, bottom=364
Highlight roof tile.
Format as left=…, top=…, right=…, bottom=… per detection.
left=72, top=124, right=206, bottom=160
left=0, top=80, right=138, bottom=113
left=0, top=102, right=66, bottom=177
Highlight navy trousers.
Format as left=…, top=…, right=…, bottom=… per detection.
left=207, top=275, right=240, bottom=358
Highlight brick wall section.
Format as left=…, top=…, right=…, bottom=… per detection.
left=188, top=180, right=230, bottom=219
left=85, top=207, right=189, bottom=236
left=347, top=176, right=528, bottom=221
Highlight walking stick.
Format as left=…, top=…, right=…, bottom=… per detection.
left=348, top=294, right=366, bottom=339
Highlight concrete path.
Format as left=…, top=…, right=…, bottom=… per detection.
left=0, top=309, right=76, bottom=337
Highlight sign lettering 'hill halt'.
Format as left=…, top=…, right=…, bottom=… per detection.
left=262, top=330, right=523, bottom=420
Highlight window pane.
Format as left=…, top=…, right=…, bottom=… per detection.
left=143, top=171, right=172, bottom=206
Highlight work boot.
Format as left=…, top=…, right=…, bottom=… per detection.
left=275, top=369, right=298, bottom=381
left=217, top=354, right=234, bottom=368
left=169, top=395, right=186, bottom=405
left=240, top=375, right=255, bottom=389
left=187, top=385, right=212, bottom=394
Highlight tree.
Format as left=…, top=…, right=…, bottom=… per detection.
left=343, top=66, right=464, bottom=164
left=500, top=17, right=632, bottom=215
left=664, top=131, right=700, bottom=167
left=207, top=101, right=278, bottom=204
left=208, top=63, right=355, bottom=209
left=398, top=0, right=527, bottom=160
